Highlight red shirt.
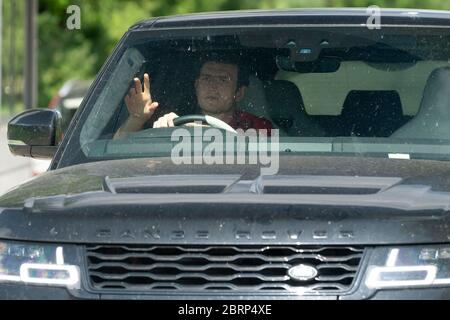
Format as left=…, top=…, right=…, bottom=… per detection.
left=228, top=110, right=273, bottom=133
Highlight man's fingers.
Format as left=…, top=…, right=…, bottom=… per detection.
left=144, top=74, right=151, bottom=97
left=145, top=102, right=159, bottom=114
left=153, top=117, right=167, bottom=128
left=167, top=112, right=178, bottom=127
left=134, top=78, right=142, bottom=94
left=153, top=113, right=177, bottom=128
left=153, top=116, right=166, bottom=128
left=162, top=114, right=172, bottom=127
left=168, top=116, right=175, bottom=127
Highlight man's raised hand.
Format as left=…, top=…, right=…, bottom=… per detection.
left=124, top=73, right=159, bottom=122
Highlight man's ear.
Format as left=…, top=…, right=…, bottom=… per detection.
left=234, top=86, right=247, bottom=102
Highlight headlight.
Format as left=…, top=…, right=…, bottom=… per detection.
left=366, top=246, right=450, bottom=289
left=0, top=241, right=80, bottom=289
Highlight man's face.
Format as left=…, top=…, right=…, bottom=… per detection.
left=195, top=61, right=246, bottom=115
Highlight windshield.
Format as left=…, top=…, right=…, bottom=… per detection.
left=65, top=25, right=450, bottom=169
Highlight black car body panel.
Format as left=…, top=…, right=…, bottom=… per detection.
left=135, top=9, right=450, bottom=28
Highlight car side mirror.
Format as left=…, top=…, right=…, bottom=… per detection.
left=7, top=109, right=62, bottom=159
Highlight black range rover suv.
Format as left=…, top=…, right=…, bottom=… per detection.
left=1, top=8, right=450, bottom=300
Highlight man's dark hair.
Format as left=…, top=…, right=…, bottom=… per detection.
left=197, top=52, right=250, bottom=89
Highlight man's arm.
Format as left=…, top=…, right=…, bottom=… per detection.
left=114, top=115, right=149, bottom=139
left=113, top=73, right=159, bottom=139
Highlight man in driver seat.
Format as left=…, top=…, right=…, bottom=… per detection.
left=114, top=54, right=273, bottom=139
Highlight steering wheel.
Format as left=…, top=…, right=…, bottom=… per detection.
left=173, top=115, right=237, bottom=134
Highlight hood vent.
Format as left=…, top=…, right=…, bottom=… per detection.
left=104, top=175, right=241, bottom=194
left=103, top=175, right=402, bottom=195
left=259, top=176, right=402, bottom=195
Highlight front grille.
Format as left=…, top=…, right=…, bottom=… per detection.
left=85, top=245, right=364, bottom=294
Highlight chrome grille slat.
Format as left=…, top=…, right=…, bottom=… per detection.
left=93, top=281, right=349, bottom=292
left=87, top=245, right=362, bottom=253
left=315, top=263, right=359, bottom=271
left=86, top=245, right=364, bottom=294
left=90, top=271, right=290, bottom=282
left=89, top=261, right=293, bottom=272
left=86, top=252, right=362, bottom=263
left=315, top=274, right=356, bottom=282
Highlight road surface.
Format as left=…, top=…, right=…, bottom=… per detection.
left=0, top=123, right=32, bottom=195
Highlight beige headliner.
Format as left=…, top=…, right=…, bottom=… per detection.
left=277, top=60, right=449, bottom=115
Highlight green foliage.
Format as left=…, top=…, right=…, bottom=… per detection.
left=3, top=0, right=450, bottom=108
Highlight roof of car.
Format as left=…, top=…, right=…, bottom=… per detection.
left=131, top=8, right=450, bottom=30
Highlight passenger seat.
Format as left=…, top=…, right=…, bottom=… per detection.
left=392, top=67, right=450, bottom=139
left=237, top=75, right=273, bottom=123
left=340, top=90, right=404, bottom=137
left=263, top=80, right=325, bottom=136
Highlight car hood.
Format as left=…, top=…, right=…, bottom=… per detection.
left=1, top=155, right=450, bottom=245
left=2, top=155, right=450, bottom=208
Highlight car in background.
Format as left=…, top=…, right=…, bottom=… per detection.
left=30, top=80, right=92, bottom=176
left=48, top=80, right=93, bottom=133
left=2, top=9, right=450, bottom=300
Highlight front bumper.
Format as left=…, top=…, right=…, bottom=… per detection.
left=1, top=283, right=450, bottom=300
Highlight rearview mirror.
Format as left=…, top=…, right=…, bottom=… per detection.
left=7, top=109, right=62, bottom=159
left=276, top=55, right=341, bottom=73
